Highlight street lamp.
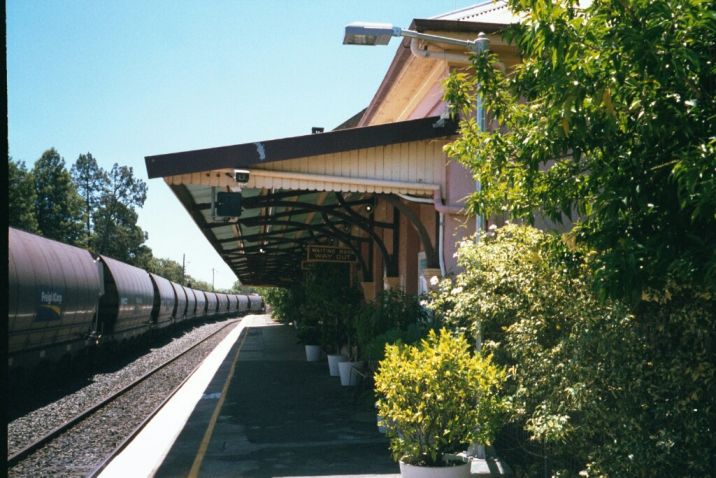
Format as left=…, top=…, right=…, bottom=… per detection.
left=343, top=22, right=487, bottom=52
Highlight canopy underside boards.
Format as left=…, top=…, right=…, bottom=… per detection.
left=153, top=117, right=457, bottom=286
left=169, top=182, right=386, bottom=286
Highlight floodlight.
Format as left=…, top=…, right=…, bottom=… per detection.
left=343, top=22, right=401, bottom=46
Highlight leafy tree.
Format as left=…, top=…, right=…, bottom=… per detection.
left=32, top=148, right=84, bottom=244
left=186, top=277, right=212, bottom=291
left=91, top=163, right=149, bottom=265
left=263, top=285, right=304, bottom=325
left=147, top=257, right=185, bottom=283
left=130, top=241, right=154, bottom=270
left=444, top=0, right=716, bottom=301
left=8, top=157, right=39, bottom=232
left=71, top=153, right=108, bottom=244
left=92, top=201, right=151, bottom=266
left=230, top=280, right=258, bottom=294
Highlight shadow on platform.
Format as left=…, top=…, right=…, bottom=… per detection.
left=155, top=316, right=399, bottom=478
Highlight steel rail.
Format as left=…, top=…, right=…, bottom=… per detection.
left=7, top=318, right=242, bottom=468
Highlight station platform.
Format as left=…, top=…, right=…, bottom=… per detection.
left=100, top=315, right=400, bottom=478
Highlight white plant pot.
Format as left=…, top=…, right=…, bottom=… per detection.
left=338, top=360, right=364, bottom=386
left=327, top=354, right=348, bottom=376
left=304, top=344, right=322, bottom=362
left=399, top=460, right=470, bottom=478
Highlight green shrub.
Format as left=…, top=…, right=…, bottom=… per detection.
left=375, top=329, right=508, bottom=467
left=300, top=264, right=363, bottom=354
left=263, top=285, right=304, bottom=325
left=363, top=324, right=425, bottom=363
left=428, top=224, right=716, bottom=476
left=354, top=289, right=430, bottom=361
left=296, top=324, right=321, bottom=345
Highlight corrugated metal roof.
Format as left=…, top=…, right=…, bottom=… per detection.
left=431, top=1, right=519, bottom=25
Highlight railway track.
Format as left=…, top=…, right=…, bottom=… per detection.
left=8, top=318, right=243, bottom=477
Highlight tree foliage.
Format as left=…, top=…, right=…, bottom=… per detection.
left=147, top=257, right=184, bottom=284
left=263, top=285, right=305, bottom=325
left=71, top=152, right=108, bottom=243
left=444, top=0, right=716, bottom=301
left=8, top=157, right=39, bottom=233
left=92, top=200, right=152, bottom=266
left=32, top=149, right=84, bottom=245
left=90, top=163, right=149, bottom=266
left=186, top=277, right=212, bottom=291
left=429, top=225, right=716, bottom=476
left=354, top=289, right=431, bottom=362
left=8, top=146, right=232, bottom=295
left=302, top=264, right=363, bottom=355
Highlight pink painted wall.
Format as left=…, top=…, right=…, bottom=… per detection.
left=442, top=160, right=475, bottom=274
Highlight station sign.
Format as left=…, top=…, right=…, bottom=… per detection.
left=305, top=245, right=357, bottom=263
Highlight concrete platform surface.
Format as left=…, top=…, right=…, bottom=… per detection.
left=155, top=315, right=400, bottom=478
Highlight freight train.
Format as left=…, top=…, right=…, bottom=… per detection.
left=8, top=227, right=264, bottom=374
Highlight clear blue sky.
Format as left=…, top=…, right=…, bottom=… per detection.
left=8, top=0, right=474, bottom=289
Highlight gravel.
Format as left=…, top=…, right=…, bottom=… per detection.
left=8, top=316, right=247, bottom=477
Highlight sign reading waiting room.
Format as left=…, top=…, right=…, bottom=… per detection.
left=306, top=245, right=357, bottom=263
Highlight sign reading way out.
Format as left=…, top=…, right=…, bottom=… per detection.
left=306, top=245, right=357, bottom=263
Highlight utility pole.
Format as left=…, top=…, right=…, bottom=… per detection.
left=182, top=254, right=186, bottom=285
left=212, top=268, right=215, bottom=291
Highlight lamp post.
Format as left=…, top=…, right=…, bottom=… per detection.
left=344, top=20, right=490, bottom=461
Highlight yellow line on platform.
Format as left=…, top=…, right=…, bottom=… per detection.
left=188, top=327, right=249, bottom=478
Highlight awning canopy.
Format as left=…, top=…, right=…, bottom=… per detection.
left=145, top=116, right=457, bottom=286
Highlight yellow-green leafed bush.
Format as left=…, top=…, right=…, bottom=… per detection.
left=428, top=224, right=716, bottom=476
left=374, top=328, right=507, bottom=467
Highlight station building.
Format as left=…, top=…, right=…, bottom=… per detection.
left=145, top=2, right=521, bottom=299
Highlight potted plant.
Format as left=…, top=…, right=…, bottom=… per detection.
left=374, top=329, right=507, bottom=477
left=319, top=293, right=350, bottom=376
left=355, top=290, right=431, bottom=367
left=333, top=284, right=364, bottom=384
left=300, top=263, right=358, bottom=375
left=297, top=324, right=322, bottom=362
